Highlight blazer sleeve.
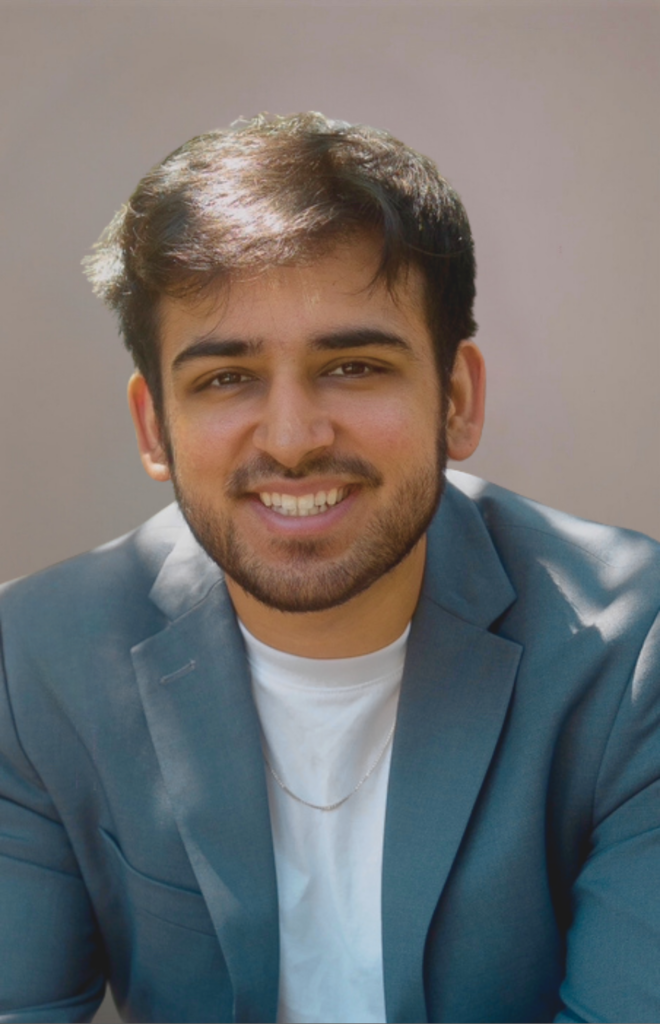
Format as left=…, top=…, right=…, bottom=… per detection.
left=556, top=609, right=660, bottom=1024
left=0, top=641, right=106, bottom=1023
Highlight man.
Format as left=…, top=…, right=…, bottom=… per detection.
left=0, top=113, right=658, bottom=1024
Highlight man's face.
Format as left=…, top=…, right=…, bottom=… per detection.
left=149, top=236, right=446, bottom=613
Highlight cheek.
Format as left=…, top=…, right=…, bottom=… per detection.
left=166, top=408, right=250, bottom=476
left=340, top=390, right=441, bottom=458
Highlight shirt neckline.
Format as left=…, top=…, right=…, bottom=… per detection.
left=238, top=619, right=411, bottom=691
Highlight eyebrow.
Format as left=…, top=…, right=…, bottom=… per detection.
left=171, top=327, right=413, bottom=372
left=310, top=328, right=413, bottom=354
left=172, top=337, right=262, bottom=371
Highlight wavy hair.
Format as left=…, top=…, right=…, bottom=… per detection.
left=83, top=112, right=477, bottom=416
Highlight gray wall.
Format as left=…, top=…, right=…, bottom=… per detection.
left=0, top=2, right=657, bottom=1020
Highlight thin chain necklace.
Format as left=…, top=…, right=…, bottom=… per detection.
left=262, top=720, right=396, bottom=812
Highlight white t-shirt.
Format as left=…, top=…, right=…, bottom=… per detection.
left=239, top=622, right=410, bottom=1024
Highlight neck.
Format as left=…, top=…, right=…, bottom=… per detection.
left=225, top=537, right=426, bottom=658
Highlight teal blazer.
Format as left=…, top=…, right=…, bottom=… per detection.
left=1, top=471, right=659, bottom=1023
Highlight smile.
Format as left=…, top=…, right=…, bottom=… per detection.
left=258, top=486, right=349, bottom=517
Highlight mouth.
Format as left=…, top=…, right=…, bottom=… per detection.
left=257, top=485, right=351, bottom=517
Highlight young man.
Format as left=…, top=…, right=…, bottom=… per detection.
left=0, top=113, right=658, bottom=1024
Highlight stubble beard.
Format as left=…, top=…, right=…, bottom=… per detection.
left=167, top=432, right=447, bottom=614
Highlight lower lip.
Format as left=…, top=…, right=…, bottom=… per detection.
left=246, top=488, right=360, bottom=535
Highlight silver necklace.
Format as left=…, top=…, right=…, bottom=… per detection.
left=263, top=720, right=396, bottom=812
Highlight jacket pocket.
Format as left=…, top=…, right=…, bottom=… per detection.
left=96, top=828, right=233, bottom=1021
left=98, top=826, right=217, bottom=937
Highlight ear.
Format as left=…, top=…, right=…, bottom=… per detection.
left=127, top=373, right=171, bottom=482
left=445, top=341, right=486, bottom=462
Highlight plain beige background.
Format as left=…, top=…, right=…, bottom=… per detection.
left=0, top=2, right=657, bottom=1020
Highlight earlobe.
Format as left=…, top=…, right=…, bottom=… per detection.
left=127, top=373, right=171, bottom=482
left=445, top=341, right=486, bottom=462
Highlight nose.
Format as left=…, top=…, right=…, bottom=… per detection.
left=252, top=376, right=335, bottom=469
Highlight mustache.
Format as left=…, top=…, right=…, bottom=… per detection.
left=227, top=453, right=384, bottom=495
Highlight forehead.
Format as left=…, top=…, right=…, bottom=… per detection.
left=157, top=235, right=432, bottom=366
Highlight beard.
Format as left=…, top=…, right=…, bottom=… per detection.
left=168, top=431, right=447, bottom=614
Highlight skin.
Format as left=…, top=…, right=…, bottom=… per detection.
left=129, top=234, right=486, bottom=657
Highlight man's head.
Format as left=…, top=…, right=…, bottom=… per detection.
left=84, top=113, right=485, bottom=628
left=83, top=112, right=478, bottom=420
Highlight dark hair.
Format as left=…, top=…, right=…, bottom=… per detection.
left=83, top=112, right=477, bottom=416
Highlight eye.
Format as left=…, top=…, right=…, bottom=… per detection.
left=207, top=370, right=253, bottom=388
left=326, top=361, right=381, bottom=378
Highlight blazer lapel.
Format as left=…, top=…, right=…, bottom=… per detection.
left=382, top=480, right=523, bottom=1023
left=131, top=519, right=279, bottom=1024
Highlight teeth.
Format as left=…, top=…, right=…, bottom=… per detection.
left=258, top=486, right=347, bottom=516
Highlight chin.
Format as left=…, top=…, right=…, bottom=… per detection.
left=175, top=474, right=445, bottom=615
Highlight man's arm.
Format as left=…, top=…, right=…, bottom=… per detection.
left=0, top=641, right=106, bottom=1023
left=556, top=609, right=660, bottom=1023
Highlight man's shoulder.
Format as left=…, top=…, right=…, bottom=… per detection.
left=0, top=503, right=187, bottom=630
left=446, top=469, right=660, bottom=604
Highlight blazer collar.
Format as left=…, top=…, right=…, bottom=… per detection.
left=147, top=504, right=224, bottom=621
left=423, top=470, right=517, bottom=628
